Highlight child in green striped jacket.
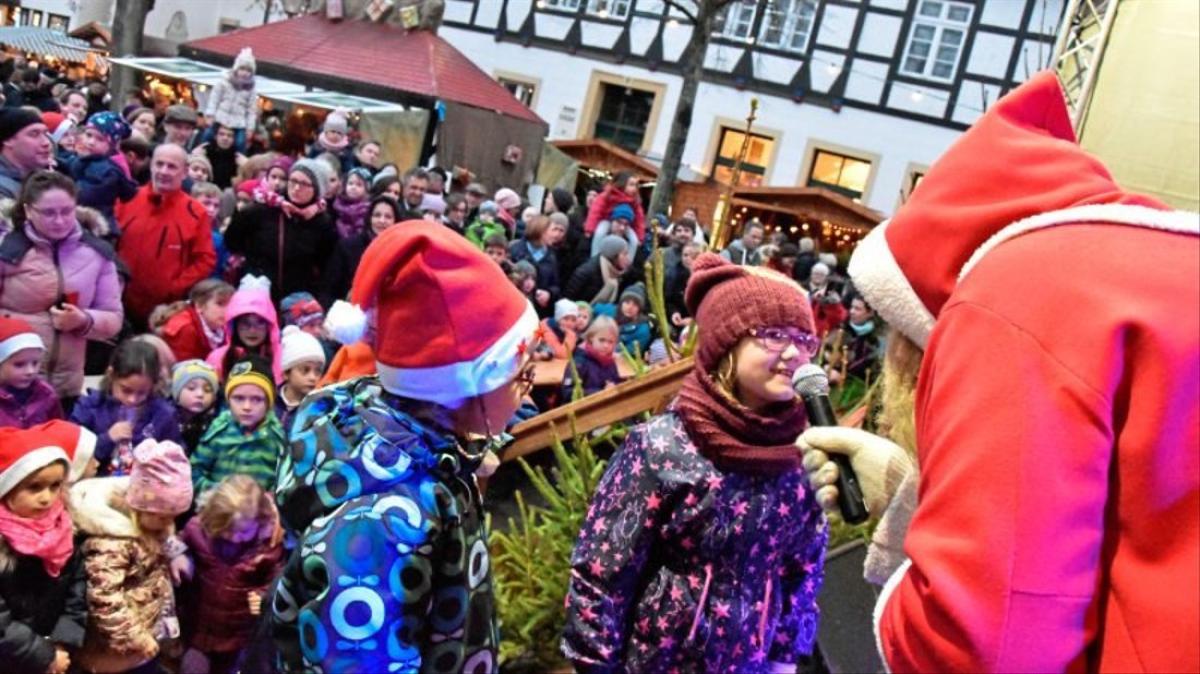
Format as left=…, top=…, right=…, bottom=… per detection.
left=190, top=356, right=284, bottom=495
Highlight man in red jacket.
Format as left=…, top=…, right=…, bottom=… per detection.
left=801, top=71, right=1199, bottom=672
left=116, top=143, right=215, bottom=329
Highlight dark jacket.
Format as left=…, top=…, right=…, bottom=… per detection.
left=0, top=380, right=63, bottom=429
left=564, top=256, right=610, bottom=303
left=271, top=377, right=498, bottom=673
left=177, top=403, right=219, bottom=455
left=508, top=239, right=561, bottom=309
left=178, top=518, right=284, bottom=655
left=68, top=155, right=138, bottom=229
left=562, top=412, right=827, bottom=673
left=203, top=143, right=239, bottom=190
left=318, top=228, right=373, bottom=309
left=0, top=540, right=88, bottom=674
left=561, top=347, right=620, bottom=400
left=69, top=390, right=182, bottom=475
left=0, top=155, right=27, bottom=201
left=791, top=251, right=819, bottom=285
left=224, top=202, right=338, bottom=303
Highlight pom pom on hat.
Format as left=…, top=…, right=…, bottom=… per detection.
left=323, top=109, right=350, bottom=135
left=126, top=439, right=193, bottom=515
left=233, top=47, right=256, bottom=73
left=281, top=325, right=327, bottom=372
left=324, top=300, right=368, bottom=345
left=238, top=273, right=272, bottom=294
left=0, top=316, right=44, bottom=364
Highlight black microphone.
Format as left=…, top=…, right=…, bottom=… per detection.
left=793, top=364, right=870, bottom=524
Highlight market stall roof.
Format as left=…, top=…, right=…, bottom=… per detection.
left=180, top=14, right=544, bottom=126
left=0, top=26, right=105, bottom=65
left=732, top=186, right=884, bottom=232
left=106, top=56, right=408, bottom=112
left=551, top=139, right=660, bottom=183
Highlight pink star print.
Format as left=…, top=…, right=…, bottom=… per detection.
left=599, top=542, right=610, bottom=553
left=660, top=636, right=676, bottom=650
left=669, top=585, right=684, bottom=601
left=630, top=457, right=643, bottom=474
left=713, top=601, right=731, bottom=618
left=589, top=560, right=604, bottom=576
left=732, top=500, right=749, bottom=517
left=662, top=459, right=675, bottom=471
left=646, top=493, right=662, bottom=510
left=580, top=606, right=598, bottom=622
left=637, top=617, right=651, bottom=634
left=706, top=475, right=724, bottom=490
left=776, top=502, right=791, bottom=517
left=656, top=616, right=670, bottom=631
left=592, top=517, right=608, bottom=534
left=683, top=493, right=699, bottom=507
left=680, top=538, right=695, bottom=550
left=795, top=482, right=807, bottom=500
left=688, top=574, right=702, bottom=590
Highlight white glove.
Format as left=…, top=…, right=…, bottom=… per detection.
left=797, top=427, right=915, bottom=517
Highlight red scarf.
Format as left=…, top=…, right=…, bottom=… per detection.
left=0, top=499, right=74, bottom=577
left=583, top=343, right=616, bottom=367
left=673, top=367, right=806, bottom=476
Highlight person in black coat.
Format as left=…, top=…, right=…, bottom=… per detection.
left=508, top=215, right=560, bottom=317
left=0, top=542, right=87, bottom=674
left=792, top=236, right=819, bottom=285
left=319, top=195, right=403, bottom=308
left=224, top=159, right=338, bottom=303
left=563, top=235, right=631, bottom=304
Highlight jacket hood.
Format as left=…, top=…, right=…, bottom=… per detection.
left=276, top=377, right=454, bottom=533
left=215, top=282, right=283, bottom=381
left=69, top=476, right=139, bottom=538
left=848, top=70, right=1195, bottom=347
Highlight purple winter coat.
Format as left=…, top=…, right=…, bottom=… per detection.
left=0, top=221, right=124, bottom=398
left=561, top=348, right=620, bottom=400
left=331, top=196, right=370, bottom=240
left=562, top=411, right=827, bottom=673
left=69, top=390, right=181, bottom=475
left=0, top=380, right=63, bottom=428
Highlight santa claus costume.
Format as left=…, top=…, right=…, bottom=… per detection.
left=270, top=221, right=539, bottom=673
left=848, top=70, right=1199, bottom=672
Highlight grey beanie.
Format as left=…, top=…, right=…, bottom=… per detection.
left=598, top=235, right=627, bottom=262
left=290, top=158, right=331, bottom=201
left=619, top=282, right=647, bottom=309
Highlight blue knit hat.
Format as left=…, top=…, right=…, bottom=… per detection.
left=85, top=111, right=131, bottom=149
left=610, top=203, right=635, bottom=223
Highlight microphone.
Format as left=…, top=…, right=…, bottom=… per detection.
left=793, top=364, right=870, bottom=524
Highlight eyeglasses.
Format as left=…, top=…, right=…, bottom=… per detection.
left=287, top=178, right=314, bottom=189
left=749, top=326, right=820, bottom=356
left=27, top=204, right=76, bottom=222
left=514, top=359, right=538, bottom=395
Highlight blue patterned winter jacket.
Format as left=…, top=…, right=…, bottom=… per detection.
left=269, top=376, right=499, bottom=673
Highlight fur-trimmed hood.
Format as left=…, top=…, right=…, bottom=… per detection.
left=0, top=204, right=114, bottom=240
left=68, top=477, right=139, bottom=539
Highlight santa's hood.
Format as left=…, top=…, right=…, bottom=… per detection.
left=849, top=70, right=1198, bottom=347
left=69, top=476, right=139, bottom=538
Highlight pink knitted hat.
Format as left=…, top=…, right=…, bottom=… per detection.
left=126, top=439, right=193, bottom=515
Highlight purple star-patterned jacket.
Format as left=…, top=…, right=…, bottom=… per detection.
left=562, top=411, right=828, bottom=673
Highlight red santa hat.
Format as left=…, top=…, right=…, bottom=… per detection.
left=29, top=420, right=98, bottom=483
left=848, top=71, right=1199, bottom=348
left=0, top=316, right=45, bottom=364
left=324, top=220, right=539, bottom=406
left=0, top=427, right=70, bottom=499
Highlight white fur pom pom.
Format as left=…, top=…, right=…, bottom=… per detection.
left=239, top=274, right=272, bottom=294
left=325, top=300, right=367, bottom=345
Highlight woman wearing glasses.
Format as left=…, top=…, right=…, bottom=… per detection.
left=223, top=158, right=338, bottom=303
left=563, top=253, right=828, bottom=673
left=0, top=171, right=123, bottom=406
left=272, top=221, right=540, bottom=674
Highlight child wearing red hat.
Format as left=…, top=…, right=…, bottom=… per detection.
left=272, top=221, right=541, bottom=672
left=0, top=426, right=88, bottom=674
left=0, top=316, right=63, bottom=428
left=563, top=253, right=828, bottom=673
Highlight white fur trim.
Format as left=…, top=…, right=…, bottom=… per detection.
left=960, top=204, right=1200, bottom=281
left=0, top=446, right=70, bottom=498
left=0, top=332, right=45, bottom=364
left=71, top=428, right=97, bottom=482
left=872, top=557, right=912, bottom=674
left=377, top=302, right=540, bottom=406
left=847, top=221, right=936, bottom=348
left=325, top=300, right=368, bottom=345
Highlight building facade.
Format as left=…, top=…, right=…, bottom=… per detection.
left=439, top=0, right=1065, bottom=215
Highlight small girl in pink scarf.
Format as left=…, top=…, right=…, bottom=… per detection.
left=0, top=423, right=88, bottom=674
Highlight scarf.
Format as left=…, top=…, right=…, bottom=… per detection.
left=201, top=314, right=225, bottom=349
left=673, top=367, right=806, bottom=476
left=849, top=319, right=876, bottom=336
left=593, top=256, right=621, bottom=304
left=582, top=342, right=616, bottom=368
left=281, top=198, right=325, bottom=221
left=0, top=499, right=74, bottom=577
left=318, top=132, right=349, bottom=153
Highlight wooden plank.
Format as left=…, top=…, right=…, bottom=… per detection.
left=504, top=357, right=693, bottom=462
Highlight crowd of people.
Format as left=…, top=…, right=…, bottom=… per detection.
left=1, top=51, right=1193, bottom=674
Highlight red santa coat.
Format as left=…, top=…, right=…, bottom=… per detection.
left=849, top=71, right=1200, bottom=672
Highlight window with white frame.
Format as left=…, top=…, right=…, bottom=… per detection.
left=758, top=0, right=817, bottom=52
left=587, top=0, right=631, bottom=20
left=900, top=0, right=973, bottom=82
left=542, top=0, right=582, bottom=10
left=713, top=0, right=758, bottom=41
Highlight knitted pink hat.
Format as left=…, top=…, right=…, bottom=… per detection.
left=126, top=439, right=193, bottom=515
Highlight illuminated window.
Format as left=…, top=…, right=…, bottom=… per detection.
left=900, top=0, right=973, bottom=82
left=759, top=0, right=817, bottom=52
left=808, top=149, right=872, bottom=200
left=713, top=127, right=774, bottom=187
left=714, top=0, right=758, bottom=40
left=587, top=0, right=631, bottom=20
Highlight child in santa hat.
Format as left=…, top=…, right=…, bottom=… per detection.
left=272, top=221, right=542, bottom=673
left=0, top=316, right=63, bottom=428
left=191, top=355, right=284, bottom=495
left=0, top=426, right=88, bottom=674
left=71, top=439, right=193, bottom=674
left=275, top=326, right=327, bottom=433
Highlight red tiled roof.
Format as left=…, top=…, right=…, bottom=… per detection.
left=183, top=14, right=544, bottom=125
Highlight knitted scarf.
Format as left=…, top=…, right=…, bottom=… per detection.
left=0, top=499, right=74, bottom=577
left=673, top=367, right=806, bottom=476
left=592, top=256, right=621, bottom=304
